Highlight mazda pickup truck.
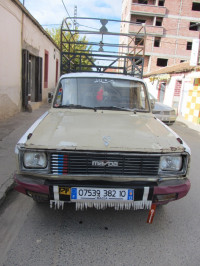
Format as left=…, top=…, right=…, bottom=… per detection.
left=14, top=72, right=191, bottom=217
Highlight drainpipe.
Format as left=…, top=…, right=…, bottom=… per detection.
left=21, top=4, right=24, bottom=109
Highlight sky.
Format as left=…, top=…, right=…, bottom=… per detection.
left=19, top=0, right=122, bottom=28
left=19, top=0, right=123, bottom=66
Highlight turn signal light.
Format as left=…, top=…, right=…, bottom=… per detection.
left=154, top=193, right=177, bottom=202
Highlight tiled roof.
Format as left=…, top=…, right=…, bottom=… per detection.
left=144, top=62, right=200, bottom=77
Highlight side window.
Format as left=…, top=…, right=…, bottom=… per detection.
left=44, top=50, right=49, bottom=88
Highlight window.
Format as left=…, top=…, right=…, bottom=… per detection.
left=44, top=50, right=49, bottom=88
left=138, top=0, right=148, bottom=4
left=157, top=58, right=168, bottom=67
left=158, top=0, right=165, bottom=6
left=135, top=57, right=143, bottom=65
left=22, top=50, right=43, bottom=106
left=136, top=19, right=146, bottom=24
left=186, top=42, right=192, bottom=50
left=180, top=60, right=186, bottom=63
left=189, top=22, right=198, bottom=31
left=155, top=18, right=163, bottom=26
left=135, top=38, right=144, bottom=45
left=192, top=2, right=200, bottom=11
left=55, top=59, right=59, bottom=86
left=174, top=80, right=182, bottom=97
left=154, top=37, right=161, bottom=47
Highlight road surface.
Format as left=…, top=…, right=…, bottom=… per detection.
left=0, top=121, right=200, bottom=266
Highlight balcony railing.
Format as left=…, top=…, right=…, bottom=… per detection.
left=129, top=24, right=164, bottom=36
left=131, top=3, right=166, bottom=17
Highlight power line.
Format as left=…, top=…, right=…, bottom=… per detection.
left=42, top=24, right=61, bottom=27
left=61, top=0, right=74, bottom=25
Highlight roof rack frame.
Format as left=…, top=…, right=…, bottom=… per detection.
left=60, top=17, right=146, bottom=78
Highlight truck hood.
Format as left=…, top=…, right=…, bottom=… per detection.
left=20, top=109, right=185, bottom=153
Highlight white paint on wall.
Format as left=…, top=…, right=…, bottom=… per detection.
left=0, top=0, right=22, bottom=119
left=0, top=0, right=60, bottom=120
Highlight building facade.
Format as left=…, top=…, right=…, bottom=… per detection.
left=144, top=62, right=200, bottom=124
left=121, top=0, right=200, bottom=74
left=0, top=0, right=60, bottom=120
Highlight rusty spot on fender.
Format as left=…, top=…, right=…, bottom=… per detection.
left=170, top=147, right=177, bottom=151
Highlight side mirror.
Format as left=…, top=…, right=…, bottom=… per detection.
left=48, top=92, right=54, bottom=104
left=150, top=99, right=155, bottom=110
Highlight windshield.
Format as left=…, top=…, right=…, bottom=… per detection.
left=53, top=77, right=150, bottom=112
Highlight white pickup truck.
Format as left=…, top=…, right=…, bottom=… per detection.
left=14, top=72, right=191, bottom=222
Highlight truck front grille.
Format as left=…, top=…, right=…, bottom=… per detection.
left=50, top=152, right=160, bottom=176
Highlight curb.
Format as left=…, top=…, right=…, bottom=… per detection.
left=0, top=104, right=50, bottom=207
left=176, top=116, right=200, bottom=133
left=0, top=174, right=15, bottom=206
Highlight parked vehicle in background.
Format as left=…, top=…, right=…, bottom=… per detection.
left=149, top=93, right=177, bottom=125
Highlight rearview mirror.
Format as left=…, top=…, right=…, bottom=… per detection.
left=48, top=92, right=54, bottom=104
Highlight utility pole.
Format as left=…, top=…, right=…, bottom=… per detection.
left=198, top=24, right=200, bottom=65
left=73, top=5, right=77, bottom=30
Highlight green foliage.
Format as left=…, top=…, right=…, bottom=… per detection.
left=46, top=27, right=94, bottom=73
left=46, top=28, right=60, bottom=47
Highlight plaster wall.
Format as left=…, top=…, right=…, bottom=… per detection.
left=23, top=15, right=60, bottom=101
left=0, top=0, right=22, bottom=120
left=0, top=0, right=60, bottom=120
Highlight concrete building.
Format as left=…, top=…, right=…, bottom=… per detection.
left=121, top=0, right=200, bottom=74
left=0, top=0, right=60, bottom=120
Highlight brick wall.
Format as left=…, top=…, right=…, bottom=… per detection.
left=122, top=0, right=200, bottom=73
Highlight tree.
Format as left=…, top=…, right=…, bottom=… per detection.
left=46, top=27, right=95, bottom=74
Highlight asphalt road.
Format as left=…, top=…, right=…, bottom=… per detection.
left=0, top=121, right=200, bottom=266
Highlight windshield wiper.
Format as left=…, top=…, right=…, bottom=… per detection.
left=54, top=104, right=96, bottom=110
left=94, top=106, right=138, bottom=112
left=54, top=105, right=149, bottom=112
left=94, top=106, right=149, bottom=113
left=94, top=106, right=131, bottom=111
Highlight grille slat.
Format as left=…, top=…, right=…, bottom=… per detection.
left=50, top=152, right=160, bottom=176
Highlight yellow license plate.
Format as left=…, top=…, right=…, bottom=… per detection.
left=59, top=187, right=71, bottom=195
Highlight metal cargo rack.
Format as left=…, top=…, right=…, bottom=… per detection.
left=60, top=17, right=146, bottom=78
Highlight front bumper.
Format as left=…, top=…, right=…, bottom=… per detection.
left=153, top=114, right=177, bottom=125
left=14, top=174, right=191, bottom=207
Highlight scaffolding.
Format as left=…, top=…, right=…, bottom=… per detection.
left=60, top=17, right=146, bottom=78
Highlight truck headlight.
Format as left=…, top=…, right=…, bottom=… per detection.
left=23, top=152, right=47, bottom=168
left=160, top=156, right=182, bottom=171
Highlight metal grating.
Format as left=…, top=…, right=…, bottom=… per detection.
left=60, top=17, right=146, bottom=78
left=50, top=152, right=160, bottom=176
